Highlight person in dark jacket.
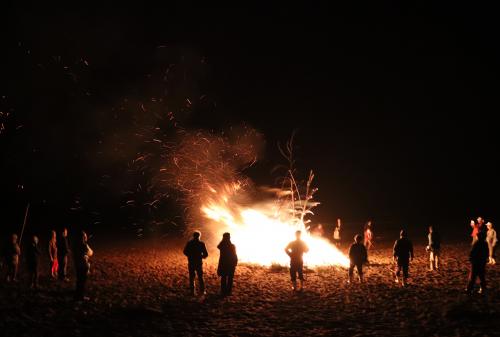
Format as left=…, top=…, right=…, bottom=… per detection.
left=465, top=230, right=489, bottom=295
left=285, top=230, right=309, bottom=292
left=26, top=235, right=41, bottom=289
left=57, top=228, right=71, bottom=281
left=183, top=231, right=208, bottom=295
left=5, top=234, right=21, bottom=282
left=348, top=234, right=368, bottom=283
left=393, top=229, right=414, bottom=286
left=217, top=232, right=238, bottom=296
left=73, top=231, right=93, bottom=301
left=426, top=226, right=441, bottom=271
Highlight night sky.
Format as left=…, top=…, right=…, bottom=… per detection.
left=1, top=4, right=498, bottom=237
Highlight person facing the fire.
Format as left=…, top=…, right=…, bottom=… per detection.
left=393, top=229, right=414, bottom=287
left=5, top=233, right=21, bottom=282
left=217, top=232, right=238, bottom=296
left=348, top=234, right=368, bottom=283
left=26, top=235, right=41, bottom=289
left=58, top=228, right=71, bottom=282
left=466, top=230, right=489, bottom=295
left=74, top=231, right=93, bottom=301
left=183, top=230, right=209, bottom=296
left=285, top=230, right=309, bottom=292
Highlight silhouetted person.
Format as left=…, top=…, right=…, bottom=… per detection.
left=26, top=235, right=41, bottom=289
left=486, top=222, right=497, bottom=265
left=74, top=231, right=93, bottom=301
left=364, top=221, right=373, bottom=250
left=58, top=228, right=70, bottom=281
left=393, top=229, right=414, bottom=286
left=48, top=230, right=58, bottom=279
left=426, top=226, right=441, bottom=271
left=5, top=234, right=21, bottom=282
left=183, top=231, right=208, bottom=295
left=348, top=234, right=368, bottom=283
left=217, top=232, right=238, bottom=296
left=465, top=230, right=489, bottom=295
left=285, top=230, right=309, bottom=291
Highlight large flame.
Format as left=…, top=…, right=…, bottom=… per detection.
left=201, top=185, right=350, bottom=268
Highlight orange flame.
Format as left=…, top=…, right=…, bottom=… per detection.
left=201, top=186, right=349, bottom=268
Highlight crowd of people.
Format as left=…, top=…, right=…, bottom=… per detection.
left=1, top=229, right=93, bottom=301
left=2, top=217, right=497, bottom=299
left=184, top=216, right=496, bottom=296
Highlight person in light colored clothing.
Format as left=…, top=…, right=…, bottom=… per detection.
left=486, top=222, right=497, bottom=265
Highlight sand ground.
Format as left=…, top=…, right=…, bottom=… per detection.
left=1, top=240, right=499, bottom=336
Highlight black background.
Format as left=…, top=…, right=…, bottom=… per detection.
left=1, top=3, right=498, bottom=240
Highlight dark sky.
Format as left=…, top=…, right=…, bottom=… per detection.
left=1, top=3, right=498, bottom=236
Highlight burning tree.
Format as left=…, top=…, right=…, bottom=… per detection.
left=276, top=132, right=319, bottom=231
left=159, top=128, right=349, bottom=267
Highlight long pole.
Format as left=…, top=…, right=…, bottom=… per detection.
left=19, top=203, right=30, bottom=245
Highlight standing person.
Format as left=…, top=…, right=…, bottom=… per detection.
left=333, top=218, right=341, bottom=247
left=285, top=230, right=309, bottom=292
left=74, top=231, right=93, bottom=301
left=364, top=221, right=374, bottom=250
left=183, top=231, right=208, bottom=296
left=57, top=228, right=70, bottom=281
left=5, top=234, right=21, bottom=282
left=48, top=230, right=58, bottom=279
left=393, top=229, right=414, bottom=287
left=470, top=219, right=478, bottom=244
left=486, top=222, right=497, bottom=265
left=312, top=224, right=325, bottom=237
left=348, top=234, right=368, bottom=283
left=217, top=232, right=238, bottom=296
left=465, top=230, right=489, bottom=295
left=426, top=226, right=441, bottom=271
left=26, top=235, right=41, bottom=289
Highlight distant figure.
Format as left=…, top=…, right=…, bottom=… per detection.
left=217, top=232, right=238, bottom=296
left=312, top=224, right=325, bottom=237
left=465, top=230, right=489, bottom=295
left=48, top=230, right=58, bottom=279
left=74, top=231, right=93, bottom=301
left=57, top=228, right=71, bottom=281
left=364, top=221, right=373, bottom=250
left=471, top=217, right=486, bottom=244
left=5, top=234, right=21, bottom=282
left=333, top=218, right=341, bottom=247
left=486, top=222, right=497, bottom=265
left=348, top=234, right=368, bottom=283
left=26, top=235, right=41, bottom=289
left=426, top=226, right=441, bottom=271
left=183, top=231, right=208, bottom=296
left=285, top=230, right=309, bottom=291
left=393, top=229, right=414, bottom=286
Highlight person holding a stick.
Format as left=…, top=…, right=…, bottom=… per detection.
left=26, top=235, right=41, bottom=289
left=58, top=228, right=71, bottom=282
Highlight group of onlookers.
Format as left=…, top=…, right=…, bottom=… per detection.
left=1, top=229, right=93, bottom=301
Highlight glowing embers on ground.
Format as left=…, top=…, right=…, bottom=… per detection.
left=202, top=200, right=350, bottom=268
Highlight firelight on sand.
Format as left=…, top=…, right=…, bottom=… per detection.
left=201, top=189, right=350, bottom=268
